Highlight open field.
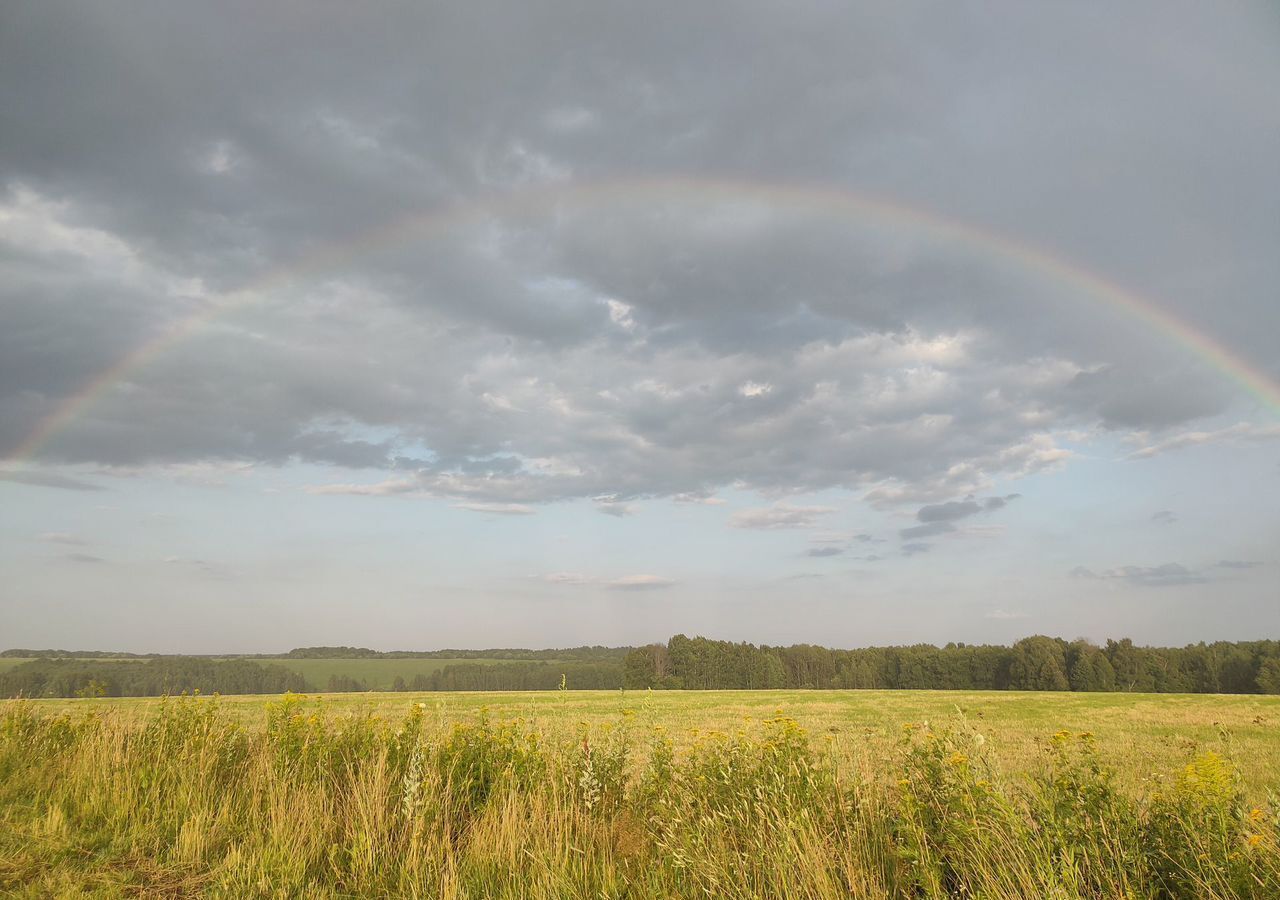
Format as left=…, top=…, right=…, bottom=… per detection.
left=3, top=690, right=1279, bottom=897
left=24, top=688, right=1280, bottom=795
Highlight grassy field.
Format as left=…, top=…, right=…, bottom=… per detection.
left=3, top=690, right=1278, bottom=897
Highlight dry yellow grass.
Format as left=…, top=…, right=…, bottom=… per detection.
left=2, top=690, right=1278, bottom=897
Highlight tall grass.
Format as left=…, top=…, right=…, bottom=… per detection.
left=1, top=696, right=1276, bottom=898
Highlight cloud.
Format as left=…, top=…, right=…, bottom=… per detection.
left=902, top=542, right=932, bottom=556
left=1070, top=563, right=1208, bottom=587
left=1215, top=560, right=1263, bottom=570
left=535, top=572, right=675, bottom=590
left=0, top=3, right=1275, bottom=517
left=916, top=500, right=983, bottom=523
left=605, top=574, right=676, bottom=590
left=305, top=479, right=420, bottom=497
left=36, top=532, right=87, bottom=545
left=593, top=495, right=636, bottom=517
left=672, top=492, right=727, bottom=506
left=902, top=493, right=1019, bottom=539
left=63, top=552, right=105, bottom=564
left=729, top=505, right=837, bottom=530
left=1151, top=510, right=1177, bottom=525
left=453, top=502, right=536, bottom=516
left=806, top=546, right=845, bottom=558
left=1127, top=423, right=1280, bottom=460
left=984, top=608, right=1029, bottom=620
left=916, top=494, right=1020, bottom=524
left=538, top=572, right=594, bottom=585
left=0, top=470, right=104, bottom=491
left=899, top=521, right=955, bottom=540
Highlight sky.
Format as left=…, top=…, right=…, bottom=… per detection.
left=1, top=2, right=1278, bottom=653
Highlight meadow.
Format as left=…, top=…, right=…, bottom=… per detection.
left=2, top=689, right=1278, bottom=897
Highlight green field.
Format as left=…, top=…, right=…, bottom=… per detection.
left=4, top=690, right=1279, bottom=897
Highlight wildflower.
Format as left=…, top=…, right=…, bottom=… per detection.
left=1247, top=834, right=1264, bottom=848
left=948, top=752, right=968, bottom=767
left=1248, top=807, right=1265, bottom=822
left=897, top=778, right=910, bottom=789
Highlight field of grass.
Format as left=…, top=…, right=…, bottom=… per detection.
left=3, top=690, right=1278, bottom=897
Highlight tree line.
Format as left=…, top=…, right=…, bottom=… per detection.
left=624, top=635, right=1280, bottom=693
left=0, top=657, right=306, bottom=698
left=281, top=645, right=628, bottom=661
left=4, top=635, right=1279, bottom=698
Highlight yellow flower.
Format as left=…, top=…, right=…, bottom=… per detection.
left=1248, top=807, right=1265, bottom=822
left=897, top=779, right=910, bottom=789
left=1247, top=834, right=1264, bottom=848
left=948, top=752, right=968, bottom=767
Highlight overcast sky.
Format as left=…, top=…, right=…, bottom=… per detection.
left=1, top=2, right=1278, bottom=652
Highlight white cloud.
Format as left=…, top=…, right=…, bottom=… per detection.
left=605, top=574, right=676, bottom=590
left=36, top=532, right=87, bottom=545
left=1127, top=422, right=1280, bottom=459
left=306, top=478, right=420, bottom=496
left=453, top=502, right=536, bottom=515
left=1070, top=563, right=1207, bottom=587
left=729, top=504, right=837, bottom=530
left=534, top=572, right=675, bottom=590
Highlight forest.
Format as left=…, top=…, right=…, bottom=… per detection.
left=2, top=635, right=1278, bottom=698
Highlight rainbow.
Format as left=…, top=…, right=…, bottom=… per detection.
left=6, top=175, right=1279, bottom=467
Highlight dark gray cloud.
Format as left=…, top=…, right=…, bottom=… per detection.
left=1151, top=510, right=1177, bottom=525
left=2, top=2, right=1277, bottom=508
left=901, top=521, right=955, bottom=540
left=805, top=546, right=845, bottom=558
left=903, top=493, right=1019, bottom=539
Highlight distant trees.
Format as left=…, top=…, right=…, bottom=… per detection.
left=0, top=657, right=306, bottom=698
left=326, top=674, right=368, bottom=692
left=1066, top=641, right=1116, bottom=692
left=4, top=637, right=1279, bottom=698
left=619, top=636, right=1280, bottom=695
left=284, top=646, right=631, bottom=661
left=1258, top=658, right=1280, bottom=694
left=422, top=662, right=622, bottom=691
left=1006, top=637, right=1069, bottom=691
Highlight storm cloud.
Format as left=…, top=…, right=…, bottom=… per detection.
left=1, top=2, right=1276, bottom=513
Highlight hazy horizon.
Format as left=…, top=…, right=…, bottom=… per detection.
left=2, top=2, right=1278, bottom=653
